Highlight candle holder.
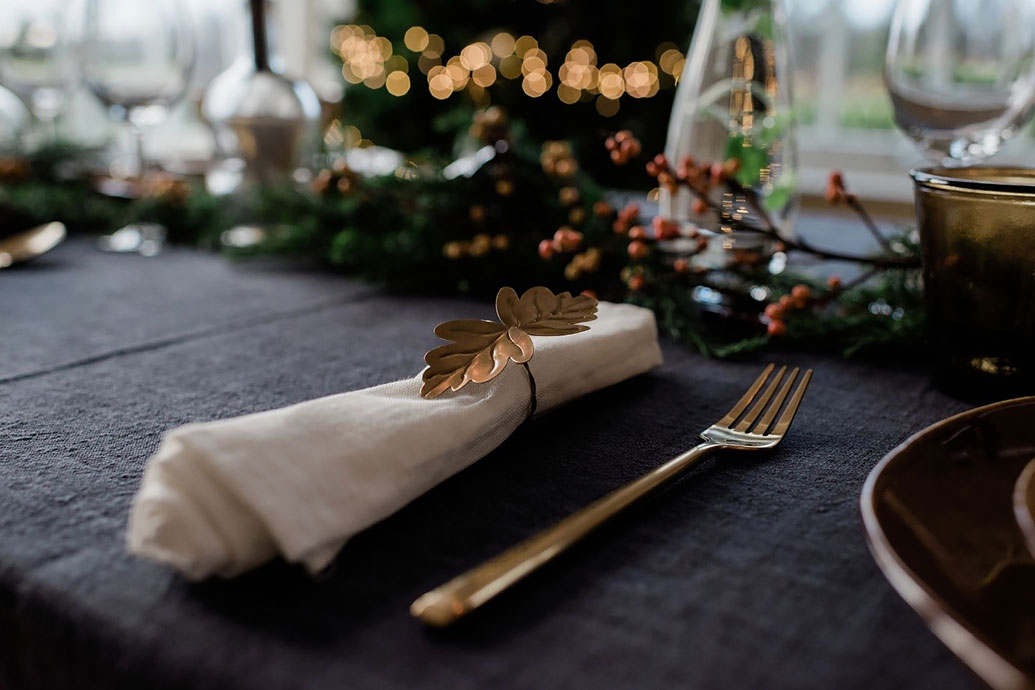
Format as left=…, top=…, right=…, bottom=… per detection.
left=912, top=167, right=1035, bottom=397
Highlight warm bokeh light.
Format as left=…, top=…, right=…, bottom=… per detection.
left=386, top=70, right=410, bottom=96
left=404, top=26, right=429, bottom=52
left=459, top=42, right=491, bottom=70
left=417, top=53, right=440, bottom=74
left=659, top=48, right=682, bottom=74
left=521, top=55, right=546, bottom=77
left=336, top=25, right=402, bottom=87
left=428, top=69, right=453, bottom=99
left=384, top=55, right=408, bottom=73
left=598, top=63, right=624, bottom=99
left=499, top=55, right=522, bottom=79
left=491, top=32, right=515, bottom=58
left=522, top=70, right=551, bottom=97
left=514, top=35, right=538, bottom=58
left=557, top=83, right=579, bottom=104
left=424, top=33, right=445, bottom=59
left=596, top=95, right=620, bottom=116
left=472, top=64, right=497, bottom=88
left=445, top=57, right=470, bottom=90
left=624, top=61, right=658, bottom=98
left=337, top=24, right=684, bottom=105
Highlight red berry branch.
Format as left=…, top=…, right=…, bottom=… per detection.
left=645, top=155, right=919, bottom=270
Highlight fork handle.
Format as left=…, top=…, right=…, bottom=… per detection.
left=410, top=441, right=722, bottom=626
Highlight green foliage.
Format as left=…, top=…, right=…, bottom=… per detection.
left=1, top=128, right=924, bottom=362
left=723, top=134, right=769, bottom=187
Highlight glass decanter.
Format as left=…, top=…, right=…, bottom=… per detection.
left=662, top=0, right=797, bottom=269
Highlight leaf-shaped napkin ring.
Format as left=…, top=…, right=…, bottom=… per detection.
left=421, top=286, right=598, bottom=416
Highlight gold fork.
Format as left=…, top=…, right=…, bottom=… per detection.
left=410, top=364, right=813, bottom=627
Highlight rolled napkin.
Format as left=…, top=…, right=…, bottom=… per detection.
left=127, top=301, right=663, bottom=579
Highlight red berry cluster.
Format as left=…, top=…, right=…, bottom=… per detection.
left=824, top=171, right=853, bottom=204
left=762, top=276, right=842, bottom=336
left=645, top=154, right=742, bottom=216
left=763, top=284, right=812, bottom=336
left=612, top=202, right=641, bottom=235
left=605, top=130, right=642, bottom=165
left=538, top=226, right=584, bottom=259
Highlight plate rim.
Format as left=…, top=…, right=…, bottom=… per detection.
left=860, top=396, right=1035, bottom=690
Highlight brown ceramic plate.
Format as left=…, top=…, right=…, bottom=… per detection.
left=861, top=397, right=1035, bottom=690
left=1013, top=460, right=1035, bottom=561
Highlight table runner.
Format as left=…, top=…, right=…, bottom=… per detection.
left=1, top=236, right=977, bottom=689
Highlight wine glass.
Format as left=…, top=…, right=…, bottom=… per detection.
left=885, top=0, right=1035, bottom=166
left=81, top=0, right=195, bottom=181
left=0, top=0, right=76, bottom=137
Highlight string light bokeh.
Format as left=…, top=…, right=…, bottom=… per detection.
left=331, top=24, right=686, bottom=117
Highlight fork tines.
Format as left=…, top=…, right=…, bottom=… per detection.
left=717, top=364, right=812, bottom=437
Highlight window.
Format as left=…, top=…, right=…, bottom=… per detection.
left=789, top=0, right=1035, bottom=203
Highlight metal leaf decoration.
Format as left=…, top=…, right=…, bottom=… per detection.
left=421, top=286, right=598, bottom=399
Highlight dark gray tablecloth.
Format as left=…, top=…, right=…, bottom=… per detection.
left=2, top=236, right=978, bottom=689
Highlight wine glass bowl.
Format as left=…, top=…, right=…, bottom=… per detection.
left=81, top=0, right=195, bottom=178
left=885, top=0, right=1035, bottom=166
left=0, top=0, right=75, bottom=128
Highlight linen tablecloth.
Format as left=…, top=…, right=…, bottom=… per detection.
left=1, top=233, right=975, bottom=689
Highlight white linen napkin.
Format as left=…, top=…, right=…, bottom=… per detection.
left=127, top=301, right=663, bottom=579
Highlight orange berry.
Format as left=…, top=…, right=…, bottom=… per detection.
left=605, top=136, right=617, bottom=151
left=791, top=284, right=811, bottom=301
left=653, top=217, right=679, bottom=239
left=767, top=320, right=786, bottom=336
left=764, top=303, right=784, bottom=320
left=710, top=161, right=727, bottom=185
left=627, top=274, right=646, bottom=292
left=580, top=289, right=598, bottom=300
left=553, top=227, right=583, bottom=251
left=827, top=275, right=842, bottom=290
left=627, top=240, right=649, bottom=259
left=779, top=295, right=794, bottom=309
left=538, top=239, right=555, bottom=260
left=628, top=225, right=649, bottom=240
left=673, top=258, right=690, bottom=273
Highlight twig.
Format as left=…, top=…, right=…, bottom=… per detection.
left=846, top=196, right=894, bottom=254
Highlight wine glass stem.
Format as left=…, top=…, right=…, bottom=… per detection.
left=129, top=120, right=147, bottom=180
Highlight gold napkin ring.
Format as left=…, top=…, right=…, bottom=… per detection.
left=420, top=286, right=598, bottom=419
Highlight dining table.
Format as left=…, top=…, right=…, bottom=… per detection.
left=1, top=219, right=981, bottom=689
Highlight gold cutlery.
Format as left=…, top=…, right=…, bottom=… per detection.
left=0, top=222, right=66, bottom=268
left=411, top=363, right=813, bottom=626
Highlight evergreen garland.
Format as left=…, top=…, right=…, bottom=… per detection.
left=0, top=117, right=925, bottom=360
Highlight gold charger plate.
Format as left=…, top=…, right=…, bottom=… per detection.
left=861, top=397, right=1035, bottom=690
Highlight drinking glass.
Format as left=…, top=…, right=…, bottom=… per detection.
left=0, top=0, right=76, bottom=134
left=81, top=0, right=195, bottom=180
left=886, top=0, right=1035, bottom=166
left=911, top=167, right=1035, bottom=396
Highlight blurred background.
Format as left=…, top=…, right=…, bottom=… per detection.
left=6, top=0, right=1032, bottom=207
